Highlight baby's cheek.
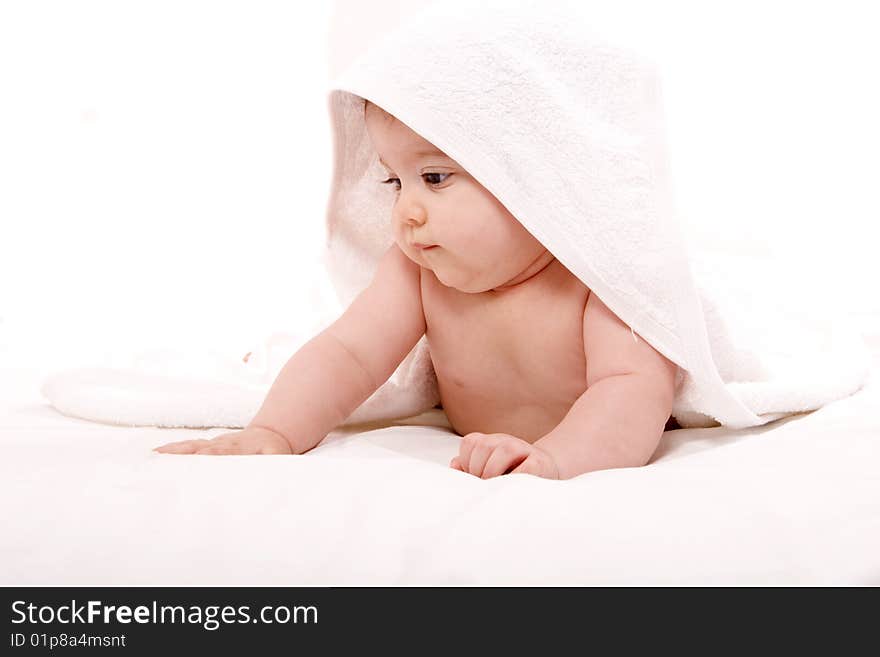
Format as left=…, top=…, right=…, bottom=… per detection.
left=392, top=236, right=418, bottom=262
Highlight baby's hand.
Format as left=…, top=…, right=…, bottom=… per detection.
left=450, top=432, right=559, bottom=480
left=153, top=426, right=293, bottom=455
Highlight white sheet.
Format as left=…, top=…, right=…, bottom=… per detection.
left=3, top=341, right=879, bottom=585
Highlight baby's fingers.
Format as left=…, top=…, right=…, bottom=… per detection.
left=482, top=444, right=528, bottom=479
left=153, top=439, right=213, bottom=454
left=194, top=438, right=251, bottom=455
left=194, top=445, right=237, bottom=455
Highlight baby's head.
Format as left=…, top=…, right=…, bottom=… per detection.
left=363, top=100, right=553, bottom=293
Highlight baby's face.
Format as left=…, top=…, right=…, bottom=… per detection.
left=364, top=102, right=552, bottom=293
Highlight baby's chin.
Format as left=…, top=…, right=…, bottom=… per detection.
left=431, top=263, right=506, bottom=294
left=405, top=245, right=511, bottom=293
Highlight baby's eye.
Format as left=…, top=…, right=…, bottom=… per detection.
left=380, top=173, right=451, bottom=192
left=381, top=177, right=401, bottom=191
left=423, top=172, right=451, bottom=186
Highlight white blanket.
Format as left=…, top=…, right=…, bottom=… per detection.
left=41, top=0, right=870, bottom=431
left=5, top=354, right=880, bottom=585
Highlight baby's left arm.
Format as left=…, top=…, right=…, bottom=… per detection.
left=532, top=291, right=678, bottom=479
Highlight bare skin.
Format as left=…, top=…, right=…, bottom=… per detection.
left=155, top=100, right=678, bottom=480
left=423, top=256, right=589, bottom=445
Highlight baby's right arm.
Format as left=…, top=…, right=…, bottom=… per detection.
left=154, top=243, right=426, bottom=455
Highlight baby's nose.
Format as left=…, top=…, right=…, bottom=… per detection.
left=404, top=215, right=426, bottom=227
left=396, top=198, right=428, bottom=227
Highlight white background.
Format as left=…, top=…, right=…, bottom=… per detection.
left=1, top=0, right=878, bottom=378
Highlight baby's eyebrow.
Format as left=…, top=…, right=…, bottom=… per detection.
left=379, top=150, right=451, bottom=168
left=415, top=148, right=447, bottom=157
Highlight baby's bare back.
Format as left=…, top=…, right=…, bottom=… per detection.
left=422, top=258, right=590, bottom=443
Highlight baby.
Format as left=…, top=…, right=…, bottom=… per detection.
left=154, top=100, right=679, bottom=480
